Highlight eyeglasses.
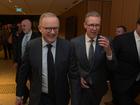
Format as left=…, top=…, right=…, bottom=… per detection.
left=41, top=26, right=59, bottom=33
left=86, top=24, right=100, bottom=28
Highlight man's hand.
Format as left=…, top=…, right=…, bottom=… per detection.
left=98, top=36, right=112, bottom=56
left=16, top=97, right=23, bottom=105
left=80, top=77, right=90, bottom=88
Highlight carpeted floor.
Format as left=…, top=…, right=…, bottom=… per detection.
left=0, top=49, right=139, bottom=105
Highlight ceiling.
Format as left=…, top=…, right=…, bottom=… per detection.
left=0, top=0, right=82, bottom=15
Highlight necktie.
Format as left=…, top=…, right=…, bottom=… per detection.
left=47, top=44, right=55, bottom=100
left=22, top=35, right=29, bottom=57
left=88, top=40, right=94, bottom=65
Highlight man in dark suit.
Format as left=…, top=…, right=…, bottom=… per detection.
left=104, top=25, right=127, bottom=105
left=16, top=12, right=79, bottom=105
left=14, top=19, right=40, bottom=104
left=112, top=18, right=140, bottom=105
left=71, top=11, right=116, bottom=105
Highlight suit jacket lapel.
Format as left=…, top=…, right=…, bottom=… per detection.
left=54, top=38, right=62, bottom=83
left=129, top=33, right=140, bottom=63
left=80, top=36, right=90, bottom=68
left=36, top=38, right=42, bottom=80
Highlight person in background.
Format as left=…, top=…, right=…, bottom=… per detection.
left=0, top=24, right=12, bottom=59
left=105, top=25, right=127, bottom=105
left=14, top=19, right=40, bottom=104
left=71, top=11, right=116, bottom=105
left=115, top=25, right=127, bottom=36
left=16, top=12, right=80, bottom=105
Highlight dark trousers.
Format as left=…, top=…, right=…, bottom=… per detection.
left=80, top=88, right=102, bottom=105
left=117, top=80, right=140, bottom=105
left=110, top=79, right=119, bottom=105
left=16, top=63, right=29, bottom=104
left=3, top=42, right=12, bottom=59
left=39, top=93, right=55, bottom=105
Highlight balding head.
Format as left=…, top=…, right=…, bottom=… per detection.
left=21, top=19, right=32, bottom=34
left=38, top=12, right=59, bottom=27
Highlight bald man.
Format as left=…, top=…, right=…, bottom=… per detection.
left=13, top=19, right=40, bottom=104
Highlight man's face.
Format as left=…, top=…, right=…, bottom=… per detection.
left=21, top=20, right=31, bottom=34
left=136, top=24, right=140, bottom=36
left=115, top=27, right=125, bottom=36
left=84, top=16, right=101, bottom=39
left=39, top=17, right=59, bottom=43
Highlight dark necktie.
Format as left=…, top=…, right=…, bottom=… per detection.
left=88, top=40, right=94, bottom=65
left=47, top=44, right=55, bottom=100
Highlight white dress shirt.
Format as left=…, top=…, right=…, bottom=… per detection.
left=42, top=37, right=56, bottom=93
left=134, top=31, right=140, bottom=81
left=85, top=34, right=96, bottom=59
left=134, top=31, right=140, bottom=58
left=21, top=31, right=32, bottom=57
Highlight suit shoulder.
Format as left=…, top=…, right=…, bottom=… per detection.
left=71, top=35, right=84, bottom=43
left=113, top=32, right=133, bottom=41
left=28, top=37, right=41, bottom=46
left=32, top=31, right=41, bottom=37
left=57, top=37, right=70, bottom=44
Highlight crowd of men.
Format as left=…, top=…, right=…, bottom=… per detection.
left=0, top=10, right=140, bottom=105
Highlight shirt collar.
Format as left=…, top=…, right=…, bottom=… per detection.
left=42, top=37, right=56, bottom=48
left=85, top=33, right=97, bottom=43
left=134, top=30, right=140, bottom=41
left=25, top=30, right=32, bottom=36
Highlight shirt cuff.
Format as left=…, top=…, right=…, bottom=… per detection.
left=16, top=96, right=23, bottom=100
left=106, top=54, right=112, bottom=60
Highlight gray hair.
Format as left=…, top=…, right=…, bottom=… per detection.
left=39, top=12, right=59, bottom=26
left=85, top=11, right=101, bottom=23
left=85, top=11, right=101, bottom=18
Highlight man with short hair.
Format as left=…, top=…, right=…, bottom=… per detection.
left=16, top=12, right=79, bottom=105
left=71, top=11, right=116, bottom=105
left=112, top=18, right=140, bottom=105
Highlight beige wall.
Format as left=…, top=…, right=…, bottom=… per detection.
left=101, top=1, right=112, bottom=36
left=110, top=0, right=140, bottom=36
left=59, top=0, right=140, bottom=38
left=59, top=0, right=112, bottom=38
left=59, top=0, right=87, bottom=37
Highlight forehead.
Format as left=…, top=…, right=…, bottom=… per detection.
left=21, top=20, right=30, bottom=26
left=85, top=16, right=101, bottom=24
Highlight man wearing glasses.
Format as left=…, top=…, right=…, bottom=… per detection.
left=16, top=12, right=80, bottom=105
left=71, top=11, right=116, bottom=105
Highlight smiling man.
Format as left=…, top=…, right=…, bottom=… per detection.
left=16, top=12, right=79, bottom=105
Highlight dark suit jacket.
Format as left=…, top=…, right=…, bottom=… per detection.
left=112, top=31, right=140, bottom=92
left=71, top=35, right=116, bottom=98
left=16, top=37, right=80, bottom=105
left=13, top=31, right=41, bottom=64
